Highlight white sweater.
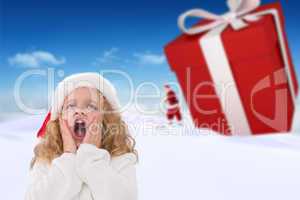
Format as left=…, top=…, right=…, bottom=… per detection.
left=25, top=143, right=138, bottom=200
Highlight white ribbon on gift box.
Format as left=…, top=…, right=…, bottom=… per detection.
left=178, top=0, right=297, bottom=135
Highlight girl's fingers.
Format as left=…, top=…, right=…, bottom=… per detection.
left=59, top=116, right=72, bottom=137
left=59, top=116, right=67, bottom=130
left=91, top=112, right=103, bottom=123
left=85, top=113, right=103, bottom=136
left=83, top=116, right=102, bottom=146
left=62, top=119, right=68, bottom=130
left=58, top=115, right=77, bottom=152
left=58, top=116, right=64, bottom=132
left=89, top=122, right=101, bottom=136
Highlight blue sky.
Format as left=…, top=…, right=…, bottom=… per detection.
left=0, top=0, right=299, bottom=115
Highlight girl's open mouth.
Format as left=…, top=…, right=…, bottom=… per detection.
left=73, top=119, right=86, bottom=140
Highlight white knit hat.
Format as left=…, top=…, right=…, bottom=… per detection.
left=37, top=72, right=121, bottom=137
left=50, top=72, right=121, bottom=120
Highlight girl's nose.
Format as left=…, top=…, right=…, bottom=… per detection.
left=74, top=107, right=87, bottom=116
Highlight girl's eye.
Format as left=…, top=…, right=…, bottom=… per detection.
left=66, top=104, right=75, bottom=109
left=88, top=104, right=98, bottom=111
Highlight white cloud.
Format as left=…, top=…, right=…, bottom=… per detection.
left=8, top=51, right=66, bottom=68
left=133, top=52, right=166, bottom=65
left=94, top=47, right=120, bottom=65
left=93, top=48, right=166, bottom=67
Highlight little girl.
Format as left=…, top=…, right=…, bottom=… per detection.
left=25, top=72, right=138, bottom=200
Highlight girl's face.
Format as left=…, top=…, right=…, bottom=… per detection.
left=61, top=87, right=104, bottom=145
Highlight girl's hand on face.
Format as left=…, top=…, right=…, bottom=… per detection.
left=59, top=115, right=77, bottom=153
left=83, top=113, right=103, bottom=148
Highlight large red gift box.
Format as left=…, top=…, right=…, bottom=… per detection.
left=164, top=2, right=298, bottom=136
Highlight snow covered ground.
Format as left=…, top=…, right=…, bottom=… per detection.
left=1, top=106, right=300, bottom=200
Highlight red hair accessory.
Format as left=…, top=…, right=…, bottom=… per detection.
left=37, top=111, right=51, bottom=138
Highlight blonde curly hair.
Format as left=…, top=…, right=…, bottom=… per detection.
left=29, top=90, right=138, bottom=169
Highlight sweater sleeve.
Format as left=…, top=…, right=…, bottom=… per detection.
left=75, top=143, right=138, bottom=200
left=25, top=153, right=82, bottom=200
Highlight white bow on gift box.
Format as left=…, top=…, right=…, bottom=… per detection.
left=178, top=0, right=261, bottom=34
